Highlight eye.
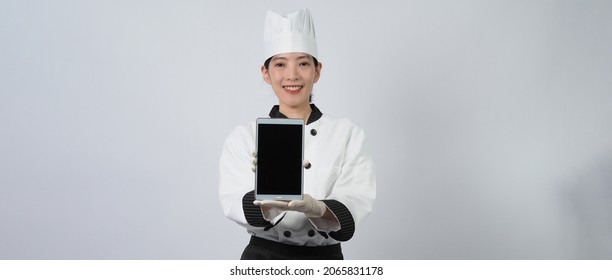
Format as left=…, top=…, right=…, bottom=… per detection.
left=274, top=62, right=285, bottom=68
left=299, top=61, right=310, bottom=67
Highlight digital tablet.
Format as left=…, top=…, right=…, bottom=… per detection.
left=255, top=118, right=304, bottom=201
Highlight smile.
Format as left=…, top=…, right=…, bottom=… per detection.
left=283, top=86, right=303, bottom=91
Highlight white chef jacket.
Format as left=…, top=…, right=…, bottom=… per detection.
left=219, top=104, right=376, bottom=246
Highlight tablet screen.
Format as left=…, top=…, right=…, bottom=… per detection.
left=255, top=118, right=304, bottom=201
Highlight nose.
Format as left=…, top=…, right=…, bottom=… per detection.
left=286, top=64, right=299, bottom=81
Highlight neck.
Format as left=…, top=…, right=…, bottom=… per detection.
left=279, top=103, right=312, bottom=123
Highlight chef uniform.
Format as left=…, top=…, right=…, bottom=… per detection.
left=218, top=8, right=376, bottom=260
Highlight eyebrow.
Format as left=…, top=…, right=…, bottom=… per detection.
left=271, top=55, right=311, bottom=61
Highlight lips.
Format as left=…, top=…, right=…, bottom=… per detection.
left=283, top=85, right=303, bottom=94
left=283, top=85, right=303, bottom=91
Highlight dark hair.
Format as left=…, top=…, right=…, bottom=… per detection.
left=263, top=55, right=319, bottom=70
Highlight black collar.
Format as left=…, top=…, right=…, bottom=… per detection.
left=268, top=104, right=323, bottom=125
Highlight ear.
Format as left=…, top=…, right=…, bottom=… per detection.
left=261, top=65, right=272, bottom=84
left=313, top=62, right=323, bottom=83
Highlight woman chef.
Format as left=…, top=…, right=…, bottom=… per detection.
left=219, top=8, right=376, bottom=260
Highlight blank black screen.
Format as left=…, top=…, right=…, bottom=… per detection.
left=256, top=123, right=302, bottom=195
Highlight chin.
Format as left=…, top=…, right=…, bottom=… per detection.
left=282, top=101, right=310, bottom=109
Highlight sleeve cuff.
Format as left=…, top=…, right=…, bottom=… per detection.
left=242, top=190, right=278, bottom=230
left=321, top=199, right=355, bottom=242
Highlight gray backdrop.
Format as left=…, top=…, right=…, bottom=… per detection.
left=1, top=0, right=611, bottom=259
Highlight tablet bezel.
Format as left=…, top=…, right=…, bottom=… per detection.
left=255, top=118, right=304, bottom=201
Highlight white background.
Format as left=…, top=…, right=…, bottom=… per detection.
left=1, top=0, right=611, bottom=259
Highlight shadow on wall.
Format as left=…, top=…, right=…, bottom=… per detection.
left=565, top=158, right=612, bottom=259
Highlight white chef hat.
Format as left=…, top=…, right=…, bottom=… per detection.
left=263, top=8, right=318, bottom=61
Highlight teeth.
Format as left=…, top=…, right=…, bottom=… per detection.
left=284, top=86, right=302, bottom=91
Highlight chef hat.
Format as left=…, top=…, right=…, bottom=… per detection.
left=263, top=8, right=318, bottom=61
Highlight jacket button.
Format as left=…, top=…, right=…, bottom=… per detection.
left=310, top=129, right=317, bottom=136
left=308, top=230, right=315, bottom=237
left=283, top=231, right=291, bottom=238
left=304, top=161, right=312, bottom=169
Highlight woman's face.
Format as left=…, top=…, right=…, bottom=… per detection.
left=261, top=52, right=322, bottom=111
